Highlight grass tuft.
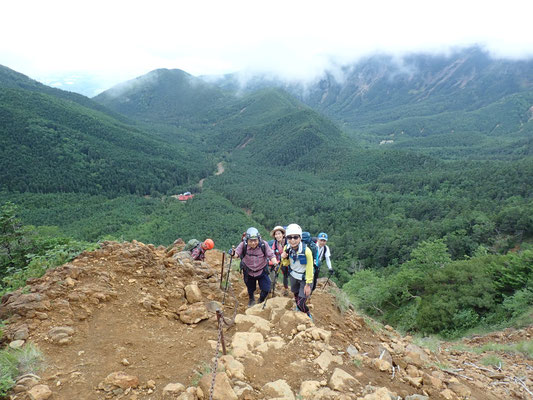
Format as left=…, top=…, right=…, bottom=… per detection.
left=0, top=344, right=45, bottom=396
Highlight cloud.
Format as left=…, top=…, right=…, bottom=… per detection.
left=1, top=0, right=532, bottom=92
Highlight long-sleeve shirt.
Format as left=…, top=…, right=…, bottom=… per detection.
left=234, top=240, right=275, bottom=277
left=318, top=245, right=332, bottom=270
left=282, top=243, right=314, bottom=284
left=190, top=245, right=206, bottom=261
left=270, top=239, right=286, bottom=263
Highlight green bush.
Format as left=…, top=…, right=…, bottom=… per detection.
left=1, top=239, right=98, bottom=295
left=0, top=344, right=44, bottom=396
left=503, top=288, right=533, bottom=318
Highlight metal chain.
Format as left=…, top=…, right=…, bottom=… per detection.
left=209, top=313, right=224, bottom=400
left=208, top=264, right=241, bottom=398
left=225, top=278, right=239, bottom=324
left=220, top=273, right=239, bottom=326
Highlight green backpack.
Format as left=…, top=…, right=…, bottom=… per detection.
left=183, top=239, right=201, bottom=252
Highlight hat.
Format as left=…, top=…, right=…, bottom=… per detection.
left=285, top=224, right=302, bottom=237
left=246, top=227, right=260, bottom=240
left=270, top=225, right=286, bottom=238
left=317, top=232, right=328, bottom=241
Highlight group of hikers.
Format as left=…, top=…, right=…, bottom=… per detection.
left=185, top=224, right=333, bottom=321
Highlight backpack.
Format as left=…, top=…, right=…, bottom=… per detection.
left=301, top=232, right=319, bottom=268
left=240, top=238, right=267, bottom=259
left=239, top=238, right=268, bottom=274
left=183, top=239, right=201, bottom=252
left=269, top=239, right=285, bottom=255
left=285, top=242, right=311, bottom=281
left=318, top=245, right=329, bottom=264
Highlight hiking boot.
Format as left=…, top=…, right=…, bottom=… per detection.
left=247, top=298, right=256, bottom=307
left=307, top=312, right=314, bottom=323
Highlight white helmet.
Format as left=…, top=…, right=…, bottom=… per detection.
left=245, top=227, right=260, bottom=240
left=285, top=223, right=302, bottom=237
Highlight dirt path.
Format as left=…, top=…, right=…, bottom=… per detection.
left=1, top=243, right=531, bottom=399
left=215, top=161, right=225, bottom=176
left=198, top=161, right=224, bottom=189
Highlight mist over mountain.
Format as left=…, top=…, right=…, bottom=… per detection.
left=94, top=68, right=228, bottom=125
left=0, top=65, right=130, bottom=122
left=0, top=67, right=215, bottom=196
left=203, top=47, right=533, bottom=158
left=1, top=52, right=533, bottom=347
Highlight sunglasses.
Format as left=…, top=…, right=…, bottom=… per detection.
left=286, top=235, right=300, bottom=240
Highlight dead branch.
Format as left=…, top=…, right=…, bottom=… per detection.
left=463, top=361, right=496, bottom=373
left=514, top=377, right=533, bottom=398
left=442, top=369, right=474, bottom=381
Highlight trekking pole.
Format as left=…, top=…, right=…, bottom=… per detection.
left=322, top=270, right=334, bottom=290
left=219, top=252, right=225, bottom=289
left=222, top=246, right=234, bottom=305
left=272, top=264, right=281, bottom=298
left=263, top=264, right=279, bottom=310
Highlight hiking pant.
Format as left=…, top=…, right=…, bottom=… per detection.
left=311, top=267, right=320, bottom=292
left=281, top=265, right=289, bottom=289
left=243, top=267, right=271, bottom=302
left=268, top=267, right=277, bottom=293
left=290, top=275, right=309, bottom=313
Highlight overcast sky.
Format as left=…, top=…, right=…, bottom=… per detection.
left=2, top=0, right=533, bottom=94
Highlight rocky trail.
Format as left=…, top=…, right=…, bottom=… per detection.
left=1, top=241, right=531, bottom=399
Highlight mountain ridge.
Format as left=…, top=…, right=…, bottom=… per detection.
left=202, top=47, right=533, bottom=156
left=1, top=240, right=529, bottom=399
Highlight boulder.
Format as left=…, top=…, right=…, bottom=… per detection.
left=162, top=382, right=185, bottom=397
left=102, top=371, right=139, bottom=389
left=314, top=350, right=343, bottom=371
left=328, top=368, right=359, bottom=391
left=198, top=372, right=237, bottom=400
left=262, top=379, right=295, bottom=400
left=47, top=326, right=75, bottom=344
left=300, top=380, right=321, bottom=398
left=231, top=332, right=264, bottom=358
left=27, top=384, right=52, bottom=400
left=371, top=358, right=391, bottom=372
left=256, top=336, right=286, bottom=354
left=184, top=284, right=203, bottom=304
left=219, top=355, right=246, bottom=380
left=280, top=311, right=312, bottom=332
left=13, top=325, right=29, bottom=340
left=361, top=387, right=397, bottom=400
left=235, top=314, right=272, bottom=334
left=179, top=303, right=209, bottom=324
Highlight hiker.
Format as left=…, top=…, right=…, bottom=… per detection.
left=280, top=224, right=314, bottom=320
left=315, top=232, right=334, bottom=290
left=189, top=239, right=214, bottom=261
left=302, top=231, right=320, bottom=292
left=232, top=227, right=277, bottom=307
left=268, top=225, right=288, bottom=296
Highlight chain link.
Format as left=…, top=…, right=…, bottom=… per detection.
left=209, top=312, right=223, bottom=400
left=225, top=278, right=238, bottom=324
left=209, top=271, right=240, bottom=399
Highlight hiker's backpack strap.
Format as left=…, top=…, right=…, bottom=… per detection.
left=241, top=239, right=267, bottom=259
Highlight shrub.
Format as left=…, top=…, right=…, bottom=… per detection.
left=0, top=344, right=44, bottom=396
left=1, top=239, right=98, bottom=295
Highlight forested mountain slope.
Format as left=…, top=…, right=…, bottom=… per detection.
left=2, top=242, right=529, bottom=399
left=0, top=64, right=129, bottom=122
left=0, top=86, right=213, bottom=195
left=296, top=48, right=533, bottom=125
left=1, top=60, right=533, bottom=340
left=206, top=47, right=533, bottom=157
left=93, top=68, right=228, bottom=126
left=94, top=69, right=348, bottom=162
